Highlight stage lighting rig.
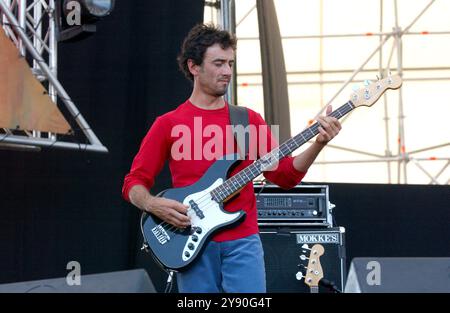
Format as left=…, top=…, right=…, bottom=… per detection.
left=57, top=0, right=115, bottom=42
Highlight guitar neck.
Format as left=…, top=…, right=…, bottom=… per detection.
left=211, top=101, right=355, bottom=202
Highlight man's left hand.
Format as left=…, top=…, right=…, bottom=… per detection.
left=315, top=105, right=342, bottom=145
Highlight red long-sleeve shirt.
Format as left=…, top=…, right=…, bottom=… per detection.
left=122, top=100, right=306, bottom=242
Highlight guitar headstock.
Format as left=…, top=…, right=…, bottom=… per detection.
left=296, top=244, right=325, bottom=288
left=350, top=74, right=403, bottom=107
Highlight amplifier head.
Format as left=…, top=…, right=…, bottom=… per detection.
left=255, top=184, right=333, bottom=227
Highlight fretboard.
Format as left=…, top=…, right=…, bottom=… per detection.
left=211, top=101, right=355, bottom=203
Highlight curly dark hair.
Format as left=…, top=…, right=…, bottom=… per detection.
left=177, top=24, right=237, bottom=82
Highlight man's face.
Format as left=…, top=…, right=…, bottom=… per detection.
left=194, top=43, right=235, bottom=97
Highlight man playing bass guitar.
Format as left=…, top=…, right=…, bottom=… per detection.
left=122, top=24, right=341, bottom=293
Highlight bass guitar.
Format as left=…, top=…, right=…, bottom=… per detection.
left=141, top=75, right=402, bottom=271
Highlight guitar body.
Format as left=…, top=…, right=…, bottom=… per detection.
left=141, top=154, right=246, bottom=271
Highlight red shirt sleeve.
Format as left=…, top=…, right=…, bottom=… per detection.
left=252, top=112, right=306, bottom=189
left=122, top=116, right=172, bottom=202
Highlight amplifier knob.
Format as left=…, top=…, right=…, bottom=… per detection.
left=313, top=210, right=318, bottom=216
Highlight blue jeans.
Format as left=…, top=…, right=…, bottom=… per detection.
left=177, top=234, right=266, bottom=293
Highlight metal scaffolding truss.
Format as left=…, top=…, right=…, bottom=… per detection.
left=0, top=0, right=108, bottom=153
left=212, top=0, right=449, bottom=185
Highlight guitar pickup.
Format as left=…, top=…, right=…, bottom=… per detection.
left=189, top=200, right=204, bottom=219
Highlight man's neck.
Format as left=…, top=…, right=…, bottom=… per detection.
left=189, top=93, right=225, bottom=110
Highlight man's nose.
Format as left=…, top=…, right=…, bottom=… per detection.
left=222, top=63, right=233, bottom=76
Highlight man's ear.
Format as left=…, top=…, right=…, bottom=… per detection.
left=187, top=59, right=200, bottom=77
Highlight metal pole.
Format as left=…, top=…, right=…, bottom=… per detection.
left=18, top=0, right=26, bottom=56
left=319, top=0, right=324, bottom=108
left=325, top=144, right=386, bottom=158
left=379, top=0, right=393, bottom=183
left=239, top=66, right=450, bottom=76
left=410, top=158, right=439, bottom=184
left=1, top=134, right=109, bottom=153
left=32, top=0, right=42, bottom=139
left=431, top=160, right=449, bottom=184
left=238, top=76, right=450, bottom=86
left=235, top=3, right=255, bottom=27
left=219, top=0, right=230, bottom=33
left=219, top=0, right=235, bottom=106
left=0, top=0, right=108, bottom=152
left=48, top=0, right=57, bottom=140
left=394, top=0, right=407, bottom=183
left=238, top=30, right=450, bottom=41
left=313, top=157, right=450, bottom=165
left=317, top=33, right=392, bottom=118
left=401, top=0, right=436, bottom=35
left=2, top=0, right=19, bottom=46
left=230, top=0, right=237, bottom=106
left=408, top=143, right=450, bottom=154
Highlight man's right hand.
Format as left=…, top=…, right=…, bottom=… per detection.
left=145, top=197, right=191, bottom=229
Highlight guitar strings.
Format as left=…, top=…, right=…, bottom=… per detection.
left=153, top=130, right=313, bottom=233
left=154, top=191, right=219, bottom=233
left=154, top=177, right=257, bottom=238
left=156, top=198, right=222, bottom=240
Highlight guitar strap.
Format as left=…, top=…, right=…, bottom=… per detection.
left=228, top=103, right=249, bottom=160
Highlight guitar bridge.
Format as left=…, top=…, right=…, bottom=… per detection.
left=152, top=225, right=170, bottom=245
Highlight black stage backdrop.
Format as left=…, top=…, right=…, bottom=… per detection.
left=1, top=1, right=449, bottom=293
left=329, top=183, right=450, bottom=261
left=0, top=0, right=205, bottom=287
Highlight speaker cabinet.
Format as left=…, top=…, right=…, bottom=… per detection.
left=345, top=257, right=450, bottom=293
left=260, top=226, right=346, bottom=293
left=0, top=269, right=156, bottom=293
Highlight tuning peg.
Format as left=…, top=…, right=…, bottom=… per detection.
left=300, top=254, right=309, bottom=261
left=351, top=85, right=359, bottom=92
left=301, top=244, right=310, bottom=250
left=364, top=79, right=373, bottom=86
left=295, top=271, right=304, bottom=281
